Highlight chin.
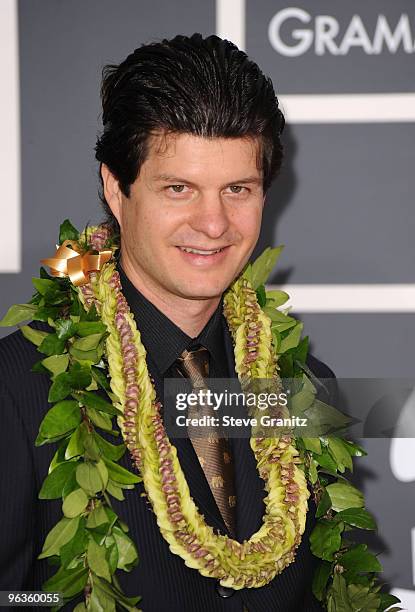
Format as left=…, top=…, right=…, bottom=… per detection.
left=178, top=282, right=228, bottom=300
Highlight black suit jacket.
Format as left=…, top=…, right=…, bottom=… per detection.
left=0, top=322, right=334, bottom=611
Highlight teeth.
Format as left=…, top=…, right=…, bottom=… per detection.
left=180, top=247, right=222, bottom=255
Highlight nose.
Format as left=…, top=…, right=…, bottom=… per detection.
left=190, top=192, right=230, bottom=239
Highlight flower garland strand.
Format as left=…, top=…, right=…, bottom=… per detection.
left=91, top=259, right=309, bottom=588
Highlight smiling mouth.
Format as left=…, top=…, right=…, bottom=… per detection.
left=177, top=246, right=226, bottom=255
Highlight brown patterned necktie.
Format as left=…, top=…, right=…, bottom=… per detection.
left=175, top=346, right=236, bottom=537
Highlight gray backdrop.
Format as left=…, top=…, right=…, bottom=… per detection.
left=1, top=0, right=414, bottom=606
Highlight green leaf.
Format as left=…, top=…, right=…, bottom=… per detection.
left=94, top=433, right=125, bottom=461
left=65, top=424, right=85, bottom=459
left=293, top=336, right=309, bottom=365
left=60, top=517, right=88, bottom=568
left=84, top=302, right=100, bottom=321
left=86, top=406, right=113, bottom=432
left=33, top=305, right=60, bottom=322
left=43, top=564, right=87, bottom=598
left=69, top=344, right=102, bottom=364
left=328, top=438, right=353, bottom=473
left=73, top=604, right=87, bottom=612
left=86, top=503, right=109, bottom=528
left=312, top=560, right=332, bottom=601
left=106, top=479, right=125, bottom=501
left=326, top=482, right=365, bottom=512
left=47, top=372, right=72, bottom=402
left=327, top=574, right=353, bottom=612
left=113, top=526, right=139, bottom=571
left=334, top=508, right=376, bottom=530
left=67, top=362, right=92, bottom=389
left=279, top=322, right=303, bottom=353
left=89, top=583, right=116, bottom=612
left=59, top=219, right=80, bottom=244
left=104, top=459, right=141, bottom=485
left=20, top=325, right=48, bottom=347
left=55, top=318, right=77, bottom=340
left=81, top=391, right=119, bottom=415
left=248, top=246, right=284, bottom=289
left=41, top=354, right=69, bottom=377
left=308, top=459, right=318, bottom=484
left=62, top=469, right=79, bottom=498
left=88, top=536, right=111, bottom=581
left=290, top=382, right=316, bottom=414
left=92, top=575, right=141, bottom=610
left=39, top=462, right=78, bottom=499
left=38, top=332, right=66, bottom=356
left=347, top=583, right=381, bottom=609
left=310, top=520, right=344, bottom=561
left=339, top=544, right=382, bottom=573
left=255, top=284, right=267, bottom=307
left=62, top=488, right=89, bottom=518
left=314, top=450, right=338, bottom=473
left=43, top=287, right=69, bottom=306
left=106, top=539, right=119, bottom=575
left=49, top=438, right=70, bottom=471
left=82, top=430, right=102, bottom=461
left=91, top=366, right=110, bottom=390
left=37, top=400, right=81, bottom=443
left=264, top=306, right=295, bottom=325
left=70, top=298, right=81, bottom=317
left=378, top=593, right=402, bottom=611
left=265, top=289, right=289, bottom=307
left=76, top=462, right=103, bottom=494
left=105, top=507, right=118, bottom=530
left=72, top=333, right=104, bottom=351
left=75, top=321, right=107, bottom=336
left=0, top=303, right=37, bottom=327
left=315, top=490, right=332, bottom=518
left=96, top=459, right=109, bottom=489
left=302, top=437, right=322, bottom=454
left=38, top=516, right=80, bottom=559
left=304, top=399, right=351, bottom=437
left=342, top=440, right=367, bottom=457
left=32, top=277, right=56, bottom=295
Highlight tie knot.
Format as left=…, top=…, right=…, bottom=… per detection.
left=176, top=345, right=210, bottom=388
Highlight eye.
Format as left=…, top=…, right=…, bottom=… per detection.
left=168, top=184, right=186, bottom=193
left=228, top=185, right=249, bottom=195
left=228, top=185, right=246, bottom=194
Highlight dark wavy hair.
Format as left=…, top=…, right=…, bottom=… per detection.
left=95, top=33, right=285, bottom=233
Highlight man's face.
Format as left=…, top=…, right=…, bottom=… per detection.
left=111, top=133, right=265, bottom=304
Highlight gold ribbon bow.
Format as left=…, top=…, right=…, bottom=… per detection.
left=41, top=240, right=113, bottom=287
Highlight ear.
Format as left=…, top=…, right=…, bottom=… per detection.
left=101, top=164, right=123, bottom=226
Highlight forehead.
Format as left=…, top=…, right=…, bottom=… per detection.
left=143, top=132, right=262, bottom=178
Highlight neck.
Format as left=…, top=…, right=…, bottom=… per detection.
left=120, top=256, right=221, bottom=337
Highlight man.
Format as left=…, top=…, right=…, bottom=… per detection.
left=0, top=34, right=334, bottom=610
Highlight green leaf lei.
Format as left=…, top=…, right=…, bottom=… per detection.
left=0, top=220, right=400, bottom=612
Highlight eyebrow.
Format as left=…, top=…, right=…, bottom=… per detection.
left=152, top=174, right=263, bottom=186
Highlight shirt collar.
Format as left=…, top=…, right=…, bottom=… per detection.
left=117, top=264, right=225, bottom=374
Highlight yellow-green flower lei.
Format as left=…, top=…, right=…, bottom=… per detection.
left=80, top=227, right=310, bottom=589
